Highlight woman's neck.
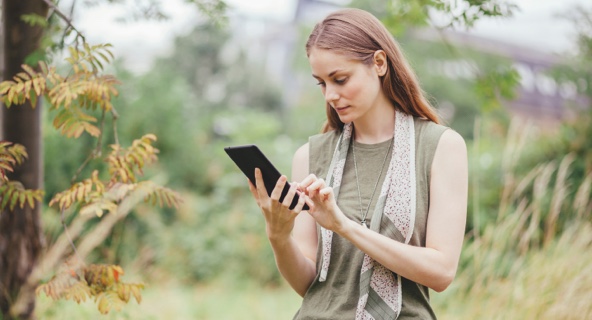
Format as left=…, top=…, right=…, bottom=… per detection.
left=352, top=102, right=396, bottom=144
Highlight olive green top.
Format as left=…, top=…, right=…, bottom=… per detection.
left=293, top=117, right=448, bottom=320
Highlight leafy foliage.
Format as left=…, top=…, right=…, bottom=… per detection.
left=0, top=142, right=44, bottom=212
left=49, top=170, right=106, bottom=213
left=1, top=10, right=182, bottom=317
left=0, top=43, right=118, bottom=138
left=20, top=13, right=49, bottom=28
left=474, top=66, right=521, bottom=111
left=433, top=0, right=519, bottom=28
left=106, top=134, right=158, bottom=183
left=0, top=181, right=45, bottom=212
left=37, top=263, right=144, bottom=314
left=49, top=134, right=181, bottom=218
left=0, top=141, right=28, bottom=179
left=351, top=0, right=518, bottom=34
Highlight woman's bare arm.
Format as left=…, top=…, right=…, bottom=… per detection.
left=260, top=143, right=318, bottom=297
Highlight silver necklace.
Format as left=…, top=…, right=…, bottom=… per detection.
left=351, top=136, right=392, bottom=229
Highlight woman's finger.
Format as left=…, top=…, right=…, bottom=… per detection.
left=281, top=182, right=298, bottom=208
left=254, top=168, right=269, bottom=198
left=270, top=174, right=288, bottom=201
left=302, top=193, right=315, bottom=210
left=248, top=179, right=259, bottom=200
left=307, top=178, right=326, bottom=198
left=299, top=174, right=318, bottom=189
left=319, top=186, right=334, bottom=202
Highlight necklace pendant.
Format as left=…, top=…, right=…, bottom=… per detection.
left=361, top=219, right=368, bottom=228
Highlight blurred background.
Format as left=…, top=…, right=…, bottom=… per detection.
left=35, top=0, right=592, bottom=318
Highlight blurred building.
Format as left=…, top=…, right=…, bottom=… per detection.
left=415, top=29, right=589, bottom=126
left=229, top=0, right=588, bottom=125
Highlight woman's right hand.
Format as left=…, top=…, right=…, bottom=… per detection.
left=248, top=168, right=309, bottom=243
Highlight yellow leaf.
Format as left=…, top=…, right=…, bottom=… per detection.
left=97, top=294, right=110, bottom=314
left=18, top=192, right=26, bottom=209
left=14, top=81, right=24, bottom=94
left=22, top=64, right=36, bottom=77
left=7, top=86, right=16, bottom=104
left=143, top=133, right=157, bottom=142
left=130, top=285, right=142, bottom=304
left=32, top=78, right=41, bottom=96
left=17, top=72, right=31, bottom=81
left=24, top=79, right=32, bottom=96
left=117, top=284, right=130, bottom=302
left=48, top=196, right=57, bottom=208
left=91, top=170, right=99, bottom=181
left=27, top=194, right=35, bottom=209
left=84, top=123, right=101, bottom=137
left=112, top=265, right=124, bottom=280
left=85, top=179, right=92, bottom=195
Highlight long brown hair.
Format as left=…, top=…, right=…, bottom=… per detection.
left=306, top=8, right=440, bottom=133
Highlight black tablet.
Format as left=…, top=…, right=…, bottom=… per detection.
left=224, top=145, right=309, bottom=211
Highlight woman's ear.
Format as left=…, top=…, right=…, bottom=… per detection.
left=373, top=50, right=387, bottom=76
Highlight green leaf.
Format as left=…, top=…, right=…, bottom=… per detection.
left=24, top=50, right=47, bottom=66
left=20, top=14, right=48, bottom=28
left=1, top=188, right=13, bottom=210
left=9, top=190, right=20, bottom=211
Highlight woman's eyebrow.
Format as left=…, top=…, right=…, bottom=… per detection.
left=312, top=69, right=344, bottom=79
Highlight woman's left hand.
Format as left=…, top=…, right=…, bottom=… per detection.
left=299, top=174, right=349, bottom=233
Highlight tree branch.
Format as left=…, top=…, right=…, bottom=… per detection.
left=76, top=186, right=149, bottom=260
left=42, top=0, right=86, bottom=43
left=9, top=212, right=93, bottom=316
left=61, top=208, right=81, bottom=261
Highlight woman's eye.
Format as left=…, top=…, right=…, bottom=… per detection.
left=316, top=82, right=326, bottom=87
left=335, top=77, right=347, bottom=84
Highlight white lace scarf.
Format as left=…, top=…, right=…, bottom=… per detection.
left=319, top=110, right=416, bottom=320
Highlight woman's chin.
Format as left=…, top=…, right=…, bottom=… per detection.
left=337, top=114, right=355, bottom=124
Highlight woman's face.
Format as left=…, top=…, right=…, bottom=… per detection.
left=308, top=48, right=387, bottom=124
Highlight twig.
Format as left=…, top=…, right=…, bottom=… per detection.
left=111, top=107, right=120, bottom=146
left=96, top=108, right=106, bottom=155
left=70, top=109, right=106, bottom=183
left=42, top=0, right=86, bottom=43
left=31, top=214, right=92, bottom=281
left=70, top=153, right=94, bottom=184
left=60, top=207, right=81, bottom=262
left=59, top=0, right=79, bottom=47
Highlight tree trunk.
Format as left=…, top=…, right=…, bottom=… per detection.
left=0, top=1, right=48, bottom=319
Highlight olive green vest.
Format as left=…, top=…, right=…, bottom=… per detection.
left=294, top=118, right=447, bottom=320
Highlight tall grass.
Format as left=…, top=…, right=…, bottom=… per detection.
left=433, top=118, right=592, bottom=319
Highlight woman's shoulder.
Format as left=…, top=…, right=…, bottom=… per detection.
left=309, top=129, right=340, bottom=146
left=306, top=130, right=340, bottom=177
left=413, top=117, right=449, bottom=137
left=413, top=117, right=465, bottom=163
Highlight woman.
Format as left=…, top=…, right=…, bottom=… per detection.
left=249, top=8, right=467, bottom=320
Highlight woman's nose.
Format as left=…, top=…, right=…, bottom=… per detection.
left=324, top=86, right=339, bottom=104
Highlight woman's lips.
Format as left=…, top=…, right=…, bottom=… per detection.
left=335, top=105, right=350, bottom=113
